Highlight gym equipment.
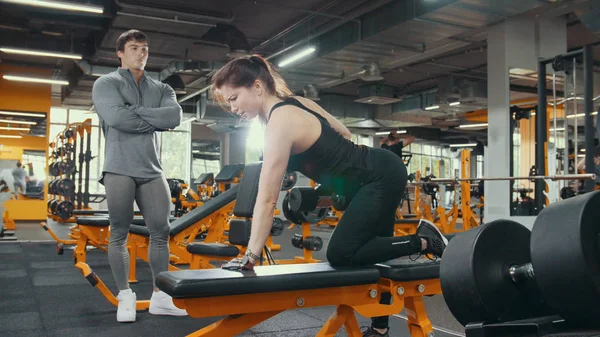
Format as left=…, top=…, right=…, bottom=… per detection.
left=441, top=190, right=600, bottom=328
left=270, top=217, right=284, bottom=236
left=291, top=234, right=323, bottom=251
left=288, top=186, right=333, bottom=212
left=281, top=170, right=297, bottom=190
left=427, top=173, right=594, bottom=184
left=55, top=200, right=74, bottom=220
left=560, top=186, right=576, bottom=199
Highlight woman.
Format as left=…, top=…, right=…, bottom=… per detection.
left=214, top=55, right=447, bottom=337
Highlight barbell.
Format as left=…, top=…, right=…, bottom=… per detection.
left=419, top=173, right=595, bottom=185
left=440, top=190, right=600, bottom=328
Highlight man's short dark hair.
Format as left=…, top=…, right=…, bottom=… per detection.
left=116, top=29, right=148, bottom=52
left=16, top=162, right=22, bottom=168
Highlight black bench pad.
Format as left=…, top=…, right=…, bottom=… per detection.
left=74, top=209, right=142, bottom=215
left=168, top=184, right=239, bottom=237
left=186, top=243, right=240, bottom=257
left=77, top=216, right=176, bottom=227
left=129, top=225, right=148, bottom=236
left=214, top=164, right=244, bottom=182
left=195, top=173, right=214, bottom=184
left=156, top=263, right=380, bottom=299
left=376, top=258, right=440, bottom=281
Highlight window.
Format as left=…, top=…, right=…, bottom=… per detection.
left=161, top=122, right=192, bottom=181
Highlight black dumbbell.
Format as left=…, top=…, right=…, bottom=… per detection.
left=291, top=234, right=323, bottom=251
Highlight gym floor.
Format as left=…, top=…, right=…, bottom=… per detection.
left=1, top=220, right=465, bottom=337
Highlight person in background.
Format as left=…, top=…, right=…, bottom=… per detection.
left=11, top=162, right=27, bottom=194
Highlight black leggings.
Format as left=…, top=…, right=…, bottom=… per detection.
left=326, top=148, right=422, bottom=329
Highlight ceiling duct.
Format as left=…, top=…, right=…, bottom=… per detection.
left=458, top=79, right=487, bottom=106
left=361, top=62, right=384, bottom=82
left=201, top=23, right=251, bottom=58
left=355, top=84, right=402, bottom=105
left=302, top=84, right=320, bottom=101
left=163, top=74, right=186, bottom=95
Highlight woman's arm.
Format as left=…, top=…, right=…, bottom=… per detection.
left=245, top=112, right=294, bottom=263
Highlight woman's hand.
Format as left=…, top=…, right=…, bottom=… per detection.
left=221, top=256, right=255, bottom=271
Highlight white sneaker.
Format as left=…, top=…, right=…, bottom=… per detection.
left=116, top=289, right=136, bottom=323
left=149, top=290, right=188, bottom=316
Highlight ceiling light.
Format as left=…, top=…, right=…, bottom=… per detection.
left=449, top=101, right=461, bottom=106
left=457, top=123, right=488, bottom=128
left=3, top=75, right=69, bottom=85
left=449, top=143, right=477, bottom=148
left=0, top=118, right=37, bottom=125
left=1, top=0, right=104, bottom=14
left=375, top=130, right=407, bottom=135
left=0, top=135, right=22, bottom=138
left=0, top=110, right=45, bottom=118
left=0, top=47, right=81, bottom=60
left=549, top=127, right=565, bottom=132
left=425, top=105, right=440, bottom=110
left=278, top=46, right=316, bottom=67
left=0, top=126, right=30, bottom=131
left=566, top=111, right=598, bottom=119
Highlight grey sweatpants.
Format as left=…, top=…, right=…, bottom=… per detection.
left=104, top=172, right=171, bottom=291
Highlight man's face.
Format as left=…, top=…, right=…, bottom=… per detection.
left=118, top=40, right=148, bottom=70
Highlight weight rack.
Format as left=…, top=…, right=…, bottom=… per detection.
left=47, top=118, right=103, bottom=222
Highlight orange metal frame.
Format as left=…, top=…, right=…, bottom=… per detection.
left=160, top=276, right=441, bottom=337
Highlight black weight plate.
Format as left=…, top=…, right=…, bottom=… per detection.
left=270, top=218, right=284, bottom=236
left=300, top=207, right=328, bottom=224
left=56, top=201, right=74, bottom=220
left=289, top=187, right=318, bottom=212
left=440, top=219, right=542, bottom=326
left=530, top=190, right=600, bottom=327
left=281, top=171, right=297, bottom=191
left=282, top=193, right=302, bottom=225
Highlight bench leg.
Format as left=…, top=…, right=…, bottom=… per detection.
left=75, top=262, right=151, bottom=310
left=316, top=305, right=362, bottom=337
left=187, top=310, right=282, bottom=337
left=404, top=297, right=433, bottom=337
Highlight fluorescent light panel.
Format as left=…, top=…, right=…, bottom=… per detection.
left=0, top=126, right=30, bottom=131
left=0, top=47, right=81, bottom=59
left=449, top=143, right=477, bottom=148
left=566, top=111, right=598, bottom=119
left=424, top=105, right=439, bottom=110
left=0, top=110, right=45, bottom=118
left=0, top=118, right=37, bottom=125
left=457, top=123, right=488, bottom=128
left=278, top=47, right=316, bottom=67
left=375, top=130, right=407, bottom=135
left=3, top=75, right=68, bottom=85
left=2, top=0, right=103, bottom=14
left=449, top=101, right=461, bottom=106
left=0, top=134, right=22, bottom=138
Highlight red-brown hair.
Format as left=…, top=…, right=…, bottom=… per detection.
left=211, top=54, right=292, bottom=106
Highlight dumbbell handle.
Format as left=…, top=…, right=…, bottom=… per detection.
left=508, top=262, right=535, bottom=283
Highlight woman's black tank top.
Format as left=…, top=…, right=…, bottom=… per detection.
left=268, top=97, right=372, bottom=195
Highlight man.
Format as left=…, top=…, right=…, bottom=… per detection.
left=576, top=145, right=600, bottom=185
left=380, top=131, right=415, bottom=158
left=11, top=162, right=27, bottom=194
left=91, top=29, right=186, bottom=323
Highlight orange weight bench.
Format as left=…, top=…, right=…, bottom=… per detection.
left=68, top=185, right=239, bottom=287
left=41, top=215, right=177, bottom=255
left=151, top=258, right=441, bottom=337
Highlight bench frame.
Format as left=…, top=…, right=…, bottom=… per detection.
left=167, top=275, right=440, bottom=337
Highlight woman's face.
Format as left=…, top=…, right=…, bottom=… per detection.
left=219, top=84, right=263, bottom=121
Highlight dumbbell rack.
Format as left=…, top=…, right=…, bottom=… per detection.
left=47, top=118, right=97, bottom=222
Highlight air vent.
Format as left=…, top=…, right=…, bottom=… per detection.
left=355, top=84, right=402, bottom=105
